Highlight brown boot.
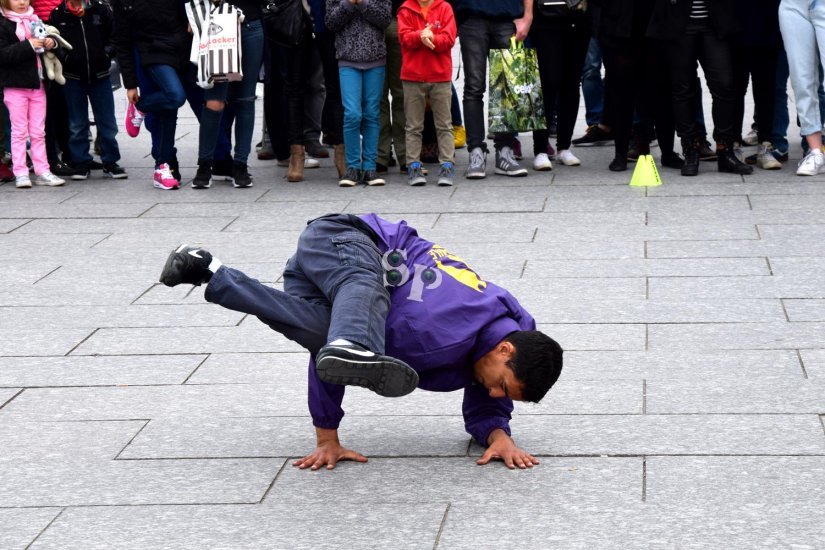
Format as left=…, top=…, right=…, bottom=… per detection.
left=287, top=144, right=304, bottom=182
left=333, top=144, right=346, bottom=179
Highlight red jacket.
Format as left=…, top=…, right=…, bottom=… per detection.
left=397, top=0, right=456, bottom=82
left=32, top=0, right=61, bottom=21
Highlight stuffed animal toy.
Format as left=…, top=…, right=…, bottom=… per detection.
left=29, top=21, right=73, bottom=85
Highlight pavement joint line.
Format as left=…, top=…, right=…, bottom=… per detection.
left=253, top=188, right=272, bottom=202
left=257, top=459, right=289, bottom=504
left=780, top=298, right=791, bottom=322
left=4, top=218, right=34, bottom=234
left=32, top=266, right=61, bottom=285
left=0, top=388, right=24, bottom=410
left=3, top=501, right=261, bottom=510
left=642, top=380, right=647, bottom=415
left=519, top=260, right=527, bottom=279
left=819, top=415, right=825, bottom=438
left=644, top=325, right=649, bottom=351
left=432, top=502, right=452, bottom=550
left=641, top=457, right=647, bottom=502
left=755, top=224, right=762, bottom=240
left=56, top=191, right=80, bottom=205
left=130, top=283, right=157, bottom=306
left=465, top=439, right=472, bottom=457
left=235, top=314, right=249, bottom=327
left=24, top=507, right=65, bottom=550
left=63, top=328, right=99, bottom=357
left=182, top=354, right=211, bottom=385
left=135, top=203, right=158, bottom=218
left=765, top=257, right=774, bottom=275
left=431, top=212, right=442, bottom=229
left=746, top=194, right=754, bottom=210
left=220, top=216, right=240, bottom=232
left=530, top=227, right=538, bottom=242
left=89, top=233, right=112, bottom=248
left=645, top=277, right=649, bottom=299
left=114, top=419, right=151, bottom=460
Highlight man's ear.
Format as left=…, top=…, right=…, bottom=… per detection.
left=500, top=340, right=516, bottom=359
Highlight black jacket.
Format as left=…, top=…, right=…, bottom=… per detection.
left=49, top=0, right=114, bottom=84
left=0, top=17, right=43, bottom=89
left=591, top=0, right=654, bottom=39
left=110, top=0, right=191, bottom=89
left=647, top=0, right=740, bottom=41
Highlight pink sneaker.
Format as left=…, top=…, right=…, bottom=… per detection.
left=125, top=103, right=145, bottom=138
left=153, top=163, right=179, bottom=190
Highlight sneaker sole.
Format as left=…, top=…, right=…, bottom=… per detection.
left=103, top=172, right=129, bottom=179
left=233, top=181, right=254, bottom=188
left=533, top=164, right=553, bottom=171
left=494, top=168, right=528, bottom=176
left=570, top=140, right=611, bottom=147
left=71, top=175, right=90, bottom=181
left=366, top=180, right=385, bottom=186
left=316, top=355, right=419, bottom=398
left=153, top=182, right=180, bottom=190
left=192, top=179, right=212, bottom=189
left=437, top=179, right=453, bottom=186
left=409, top=178, right=427, bottom=186
left=465, top=171, right=486, bottom=179
left=339, top=180, right=358, bottom=187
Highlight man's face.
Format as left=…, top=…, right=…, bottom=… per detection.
left=473, top=345, right=525, bottom=401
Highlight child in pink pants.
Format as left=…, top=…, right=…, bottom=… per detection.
left=0, top=0, right=64, bottom=188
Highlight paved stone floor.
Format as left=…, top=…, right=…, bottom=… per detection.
left=1, top=91, right=825, bottom=549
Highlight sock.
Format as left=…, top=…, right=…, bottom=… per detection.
left=208, top=257, right=222, bottom=273
left=329, top=339, right=355, bottom=347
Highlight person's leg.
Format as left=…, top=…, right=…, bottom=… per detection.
left=87, top=78, right=121, bottom=165
left=340, top=67, right=365, bottom=170
left=601, top=35, right=638, bottom=161
left=263, top=42, right=290, bottom=162
left=377, top=18, right=398, bottom=167
left=489, top=20, right=518, bottom=151
left=44, top=84, right=71, bottom=167
left=581, top=37, right=604, bottom=127
left=361, top=66, right=385, bottom=172
left=531, top=29, right=564, bottom=152
left=772, top=48, right=790, bottom=154
left=667, top=34, right=700, bottom=139
left=458, top=17, right=492, bottom=152
left=136, top=64, right=187, bottom=114
left=403, top=80, right=427, bottom=166
left=779, top=1, right=821, bottom=138
left=385, top=19, right=406, bottom=167
left=302, top=42, right=325, bottom=149
left=556, top=23, right=591, bottom=151
left=730, top=42, right=750, bottom=143
left=697, top=31, right=738, bottom=143
left=27, top=86, right=50, bottom=176
left=199, top=83, right=231, bottom=163
left=450, top=83, right=463, bottom=126
left=749, top=45, right=779, bottom=144
left=63, top=80, right=94, bottom=169
left=317, top=32, right=343, bottom=146
left=228, top=19, right=265, bottom=165
left=3, top=89, right=31, bottom=177
left=430, top=81, right=454, bottom=165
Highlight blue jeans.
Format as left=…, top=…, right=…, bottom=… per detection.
left=183, top=63, right=232, bottom=162
left=779, top=0, right=825, bottom=136
left=581, top=38, right=603, bottom=127
left=198, top=19, right=265, bottom=164
left=136, top=63, right=186, bottom=166
left=339, top=66, right=385, bottom=170
left=451, top=83, right=462, bottom=126
left=204, top=214, right=389, bottom=354
left=63, top=78, right=120, bottom=166
left=773, top=47, right=825, bottom=153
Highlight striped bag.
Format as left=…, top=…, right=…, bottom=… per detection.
left=186, top=0, right=245, bottom=89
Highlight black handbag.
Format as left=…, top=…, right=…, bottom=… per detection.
left=262, top=0, right=311, bottom=47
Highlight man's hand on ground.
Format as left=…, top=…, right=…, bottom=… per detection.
left=293, top=427, right=368, bottom=471
left=477, top=429, right=539, bottom=469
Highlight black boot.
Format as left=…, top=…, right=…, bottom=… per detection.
left=717, top=140, right=753, bottom=175
left=681, top=137, right=700, bottom=176
left=192, top=160, right=212, bottom=189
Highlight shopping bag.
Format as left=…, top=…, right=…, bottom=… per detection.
left=186, top=0, right=245, bottom=89
left=488, top=37, right=546, bottom=133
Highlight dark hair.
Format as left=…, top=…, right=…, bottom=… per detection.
left=504, top=331, right=563, bottom=403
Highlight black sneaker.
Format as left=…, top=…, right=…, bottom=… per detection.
left=50, top=161, right=77, bottom=177
left=212, top=156, right=234, bottom=183
left=376, top=162, right=389, bottom=173
left=71, top=165, right=90, bottom=180
left=339, top=167, right=360, bottom=187
left=88, top=160, right=104, bottom=170
left=159, top=244, right=214, bottom=287
left=315, top=343, right=419, bottom=397
left=232, top=162, right=253, bottom=188
left=305, top=140, right=329, bottom=159
left=192, top=161, right=212, bottom=189
left=102, top=163, right=128, bottom=179
left=407, top=162, right=427, bottom=186
left=571, top=124, right=613, bottom=147
left=698, top=140, right=717, bottom=161
left=363, top=170, right=385, bottom=186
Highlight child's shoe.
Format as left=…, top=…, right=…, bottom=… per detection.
left=153, top=163, right=180, bottom=190
left=125, top=103, right=145, bottom=138
left=15, top=175, right=31, bottom=188
left=437, top=162, right=454, bottom=186
left=34, top=172, right=65, bottom=186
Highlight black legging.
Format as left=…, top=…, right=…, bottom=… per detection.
left=600, top=34, right=675, bottom=157
left=530, top=21, right=591, bottom=153
left=732, top=44, right=780, bottom=144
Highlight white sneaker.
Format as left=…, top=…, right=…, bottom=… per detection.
left=733, top=141, right=745, bottom=163
left=34, top=172, right=65, bottom=186
left=15, top=175, right=31, bottom=188
left=756, top=142, right=782, bottom=170
left=532, top=152, right=553, bottom=171
left=742, top=128, right=759, bottom=146
left=304, top=155, right=320, bottom=169
left=796, top=150, right=825, bottom=176
left=557, top=149, right=581, bottom=166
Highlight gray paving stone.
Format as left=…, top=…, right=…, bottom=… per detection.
left=770, top=256, right=825, bottom=276
left=648, top=274, right=825, bottom=300
left=524, top=257, right=770, bottom=278
left=264, top=457, right=641, bottom=506
left=519, top=298, right=784, bottom=323
left=648, top=207, right=825, bottom=225
left=0, top=304, right=242, bottom=329
left=0, top=219, right=29, bottom=233
left=784, top=299, right=825, bottom=321
left=226, top=212, right=441, bottom=234
left=489, top=414, right=825, bottom=456
left=649, top=180, right=825, bottom=197
left=446, top=239, right=645, bottom=260
left=435, top=210, right=645, bottom=228
left=535, top=224, right=758, bottom=243
left=647, top=237, right=825, bottom=258
left=0, top=388, right=22, bottom=408
left=348, top=186, right=550, bottom=213
left=0, top=329, right=92, bottom=357
left=0, top=458, right=284, bottom=507
left=72, top=324, right=305, bottom=356
left=0, top=355, right=202, bottom=387
left=0, top=233, right=108, bottom=262
left=119, top=416, right=469, bottom=459
left=142, top=201, right=352, bottom=221
left=31, top=503, right=444, bottom=550
left=0, top=508, right=61, bottom=550
left=800, top=349, right=825, bottom=379
left=538, top=323, right=646, bottom=350
left=186, top=352, right=308, bottom=384
left=505, top=278, right=647, bottom=303
left=562, top=349, right=802, bottom=380
left=542, top=194, right=750, bottom=213
left=511, top=379, right=642, bottom=415
left=0, top=202, right=151, bottom=219
left=0, top=262, right=60, bottom=284
left=649, top=321, right=825, bottom=350
left=646, top=376, right=825, bottom=413
left=750, top=193, right=825, bottom=210
left=15, top=217, right=237, bottom=234
left=0, top=420, right=144, bottom=461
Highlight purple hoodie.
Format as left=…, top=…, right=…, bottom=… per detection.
left=308, top=214, right=536, bottom=446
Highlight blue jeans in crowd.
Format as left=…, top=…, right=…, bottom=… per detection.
left=772, top=48, right=825, bottom=154
left=581, top=38, right=604, bottom=127
left=63, top=78, right=121, bottom=167
left=198, top=19, right=265, bottom=164
left=451, top=83, right=462, bottom=126
left=339, top=66, right=385, bottom=171
left=135, top=63, right=186, bottom=167
left=204, top=214, right=389, bottom=355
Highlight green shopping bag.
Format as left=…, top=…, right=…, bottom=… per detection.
left=488, top=37, right=546, bottom=133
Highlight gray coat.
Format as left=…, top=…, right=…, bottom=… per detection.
left=325, top=0, right=391, bottom=65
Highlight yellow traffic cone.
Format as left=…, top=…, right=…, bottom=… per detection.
left=629, top=154, right=662, bottom=187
